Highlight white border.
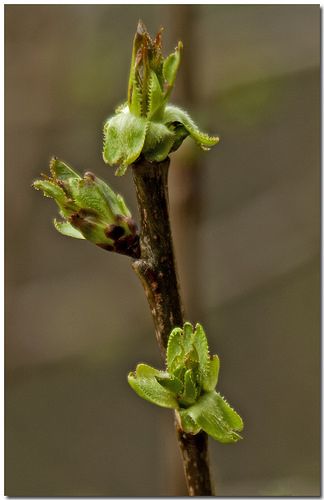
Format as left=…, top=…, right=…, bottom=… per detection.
left=2, top=2, right=322, bottom=500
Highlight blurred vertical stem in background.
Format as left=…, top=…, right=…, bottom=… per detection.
left=168, top=5, right=204, bottom=320
left=131, top=158, right=214, bottom=495
left=168, top=9, right=204, bottom=492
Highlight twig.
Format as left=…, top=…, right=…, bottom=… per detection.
left=131, top=158, right=214, bottom=496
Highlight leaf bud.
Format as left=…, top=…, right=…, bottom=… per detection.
left=33, top=158, right=140, bottom=258
left=103, top=21, right=218, bottom=176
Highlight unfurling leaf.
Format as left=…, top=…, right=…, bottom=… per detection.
left=163, top=105, right=219, bottom=150
left=166, top=327, right=185, bottom=374
left=180, top=369, right=198, bottom=406
left=128, top=322, right=243, bottom=444
left=103, top=112, right=147, bottom=176
left=128, top=364, right=179, bottom=409
left=33, top=158, right=140, bottom=258
left=202, top=355, right=220, bottom=392
left=53, top=219, right=85, bottom=239
left=155, top=372, right=183, bottom=394
left=162, top=42, right=182, bottom=95
left=179, top=391, right=243, bottom=443
left=103, top=21, right=219, bottom=175
left=192, top=323, right=210, bottom=377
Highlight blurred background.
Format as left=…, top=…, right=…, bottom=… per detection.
left=5, top=5, right=320, bottom=496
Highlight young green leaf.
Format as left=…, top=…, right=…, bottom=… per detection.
left=202, top=354, right=220, bottom=392
left=128, top=363, right=179, bottom=409
left=33, top=179, right=67, bottom=205
left=53, top=219, right=85, bottom=239
left=193, top=323, right=210, bottom=377
left=163, top=104, right=219, bottom=150
left=135, top=363, right=163, bottom=378
left=169, top=123, right=190, bottom=152
left=180, top=369, right=198, bottom=406
left=156, top=372, right=183, bottom=394
left=50, top=157, right=80, bottom=181
left=180, top=391, right=243, bottom=443
left=103, top=112, right=147, bottom=174
left=69, top=178, right=111, bottom=221
left=178, top=411, right=201, bottom=434
left=162, top=42, right=182, bottom=91
left=183, top=322, right=194, bottom=355
left=166, top=327, right=184, bottom=374
left=215, top=392, right=244, bottom=432
left=116, top=194, right=132, bottom=218
left=87, top=174, right=127, bottom=218
left=173, top=365, right=186, bottom=382
left=147, top=71, right=165, bottom=121
left=129, top=80, right=143, bottom=117
left=142, top=121, right=175, bottom=162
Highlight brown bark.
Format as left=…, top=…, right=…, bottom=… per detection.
left=176, top=419, right=214, bottom=496
left=131, top=158, right=213, bottom=496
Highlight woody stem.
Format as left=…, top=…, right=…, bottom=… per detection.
left=131, top=157, right=214, bottom=496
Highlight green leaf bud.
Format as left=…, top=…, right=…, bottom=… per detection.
left=103, top=21, right=219, bottom=175
left=33, top=158, right=140, bottom=258
left=128, top=322, right=243, bottom=443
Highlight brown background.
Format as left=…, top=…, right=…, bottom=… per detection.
left=5, top=4, right=320, bottom=496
